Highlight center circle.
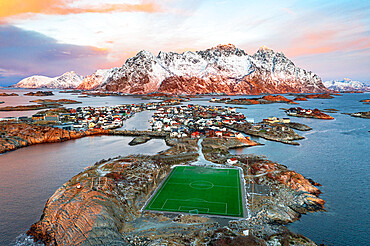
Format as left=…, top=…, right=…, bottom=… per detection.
left=189, top=181, right=214, bottom=190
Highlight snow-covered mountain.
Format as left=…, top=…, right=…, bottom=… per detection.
left=323, top=78, right=370, bottom=92
left=14, top=71, right=83, bottom=89
left=77, top=68, right=119, bottom=90
left=85, top=44, right=328, bottom=94
left=14, top=75, right=54, bottom=89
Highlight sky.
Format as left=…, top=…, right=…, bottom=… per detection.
left=0, top=0, right=369, bottom=86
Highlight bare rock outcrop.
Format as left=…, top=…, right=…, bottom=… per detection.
left=0, top=123, right=108, bottom=153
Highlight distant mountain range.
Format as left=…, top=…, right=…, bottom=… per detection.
left=14, top=71, right=83, bottom=89
left=323, top=78, right=370, bottom=92
left=14, top=44, right=336, bottom=94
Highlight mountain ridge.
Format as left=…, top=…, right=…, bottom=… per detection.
left=15, top=44, right=331, bottom=94
left=90, top=44, right=329, bottom=94
left=14, top=71, right=83, bottom=89
left=323, top=78, right=370, bottom=92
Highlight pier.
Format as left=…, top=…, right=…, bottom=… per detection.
left=108, top=130, right=169, bottom=138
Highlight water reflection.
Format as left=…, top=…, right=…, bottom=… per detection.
left=0, top=135, right=168, bottom=245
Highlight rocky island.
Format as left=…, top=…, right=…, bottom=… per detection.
left=211, top=95, right=298, bottom=105
left=128, top=135, right=152, bottom=145
left=283, top=122, right=312, bottom=131
left=29, top=99, right=82, bottom=104
left=27, top=134, right=324, bottom=245
left=342, top=111, right=370, bottom=119
left=0, top=99, right=81, bottom=111
left=24, top=91, right=54, bottom=96
left=285, top=107, right=334, bottom=120
left=0, top=100, right=325, bottom=245
left=0, top=104, right=60, bottom=111
left=226, top=121, right=305, bottom=145
left=301, top=93, right=334, bottom=99
left=0, top=92, right=19, bottom=96
left=0, top=122, right=108, bottom=153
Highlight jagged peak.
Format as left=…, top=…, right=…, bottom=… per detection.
left=60, top=71, right=78, bottom=76
left=212, top=44, right=236, bottom=51
left=258, top=45, right=272, bottom=51
left=136, top=50, right=156, bottom=58
left=157, top=50, right=174, bottom=58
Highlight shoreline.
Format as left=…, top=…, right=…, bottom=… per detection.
left=0, top=122, right=174, bottom=154
left=26, top=136, right=325, bottom=245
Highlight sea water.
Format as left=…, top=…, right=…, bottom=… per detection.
left=1, top=91, right=369, bottom=245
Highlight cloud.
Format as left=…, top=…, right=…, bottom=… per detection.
left=0, top=25, right=110, bottom=86
left=0, top=0, right=162, bottom=20
left=1, top=0, right=369, bottom=85
left=283, top=28, right=370, bottom=58
left=293, top=49, right=370, bottom=83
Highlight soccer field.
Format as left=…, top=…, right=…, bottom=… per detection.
left=145, top=166, right=244, bottom=217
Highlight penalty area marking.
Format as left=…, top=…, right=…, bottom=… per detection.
left=160, top=198, right=228, bottom=214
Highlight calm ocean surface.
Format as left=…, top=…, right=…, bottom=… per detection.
left=0, top=90, right=369, bottom=245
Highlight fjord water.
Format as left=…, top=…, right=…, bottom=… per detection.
left=0, top=88, right=160, bottom=118
left=0, top=91, right=369, bottom=245
left=0, top=136, right=168, bottom=245
left=226, top=93, right=369, bottom=246
left=0, top=100, right=167, bottom=245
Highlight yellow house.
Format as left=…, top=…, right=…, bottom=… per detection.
left=280, top=118, right=291, bottom=123
left=89, top=122, right=96, bottom=128
left=267, top=117, right=280, bottom=123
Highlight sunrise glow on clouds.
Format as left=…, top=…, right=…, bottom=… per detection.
left=0, top=0, right=369, bottom=86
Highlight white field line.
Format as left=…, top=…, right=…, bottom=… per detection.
left=147, top=167, right=176, bottom=209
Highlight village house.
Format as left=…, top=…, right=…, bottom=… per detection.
left=32, top=114, right=44, bottom=121
left=280, top=118, right=290, bottom=123
left=227, top=158, right=238, bottom=165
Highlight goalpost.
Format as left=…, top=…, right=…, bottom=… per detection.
left=189, top=209, right=199, bottom=215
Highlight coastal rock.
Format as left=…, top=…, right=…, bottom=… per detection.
left=342, top=111, right=370, bottom=119
left=0, top=104, right=59, bottom=111
left=305, top=93, right=334, bottom=99
left=27, top=151, right=323, bottom=245
left=26, top=155, right=174, bottom=245
left=249, top=161, right=322, bottom=196
left=91, top=44, right=329, bottom=95
left=128, top=135, right=151, bottom=145
left=0, top=123, right=108, bottom=153
left=28, top=179, right=127, bottom=245
left=0, top=92, right=18, bottom=96
left=24, top=91, right=54, bottom=96
left=223, top=95, right=298, bottom=105
left=294, top=97, right=307, bottom=101
left=265, top=189, right=324, bottom=223
left=0, top=99, right=82, bottom=111
left=283, top=122, right=312, bottom=131
left=202, top=137, right=260, bottom=162
left=29, top=99, right=82, bottom=105
left=286, top=107, right=334, bottom=120
left=227, top=122, right=304, bottom=145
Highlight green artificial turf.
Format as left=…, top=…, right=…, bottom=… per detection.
left=145, top=166, right=244, bottom=217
